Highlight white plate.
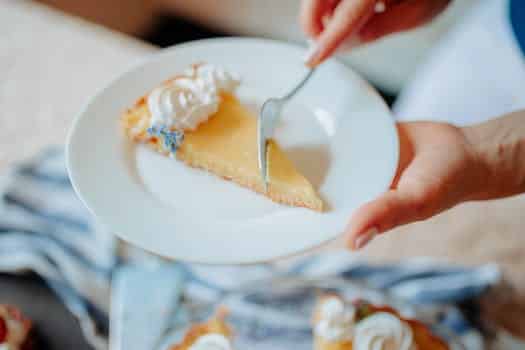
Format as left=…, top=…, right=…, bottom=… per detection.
left=66, top=38, right=398, bottom=264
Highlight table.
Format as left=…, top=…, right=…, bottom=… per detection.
left=2, top=0, right=525, bottom=345
left=0, top=0, right=153, bottom=169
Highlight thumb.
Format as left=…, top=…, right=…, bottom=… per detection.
left=345, top=188, right=430, bottom=250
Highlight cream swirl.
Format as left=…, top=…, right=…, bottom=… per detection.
left=188, top=334, right=233, bottom=350
left=147, top=64, right=240, bottom=131
left=315, top=297, right=356, bottom=341
left=353, top=312, right=416, bottom=350
left=191, top=64, right=240, bottom=93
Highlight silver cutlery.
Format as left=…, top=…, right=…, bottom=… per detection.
left=257, top=68, right=316, bottom=191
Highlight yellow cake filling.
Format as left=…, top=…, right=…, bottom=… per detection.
left=122, top=92, right=323, bottom=211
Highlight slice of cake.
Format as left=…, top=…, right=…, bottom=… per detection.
left=170, top=309, right=233, bottom=350
left=121, top=63, right=323, bottom=211
left=313, top=295, right=449, bottom=350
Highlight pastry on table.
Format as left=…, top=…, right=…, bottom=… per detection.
left=170, top=309, right=233, bottom=350
left=121, top=63, right=323, bottom=211
left=313, top=295, right=449, bottom=350
left=0, top=304, right=33, bottom=350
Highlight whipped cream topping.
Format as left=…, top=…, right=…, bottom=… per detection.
left=353, top=312, right=416, bottom=350
left=315, top=297, right=356, bottom=341
left=147, top=64, right=240, bottom=131
left=188, top=334, right=233, bottom=350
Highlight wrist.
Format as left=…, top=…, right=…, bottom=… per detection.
left=461, top=125, right=495, bottom=200
left=461, top=111, right=525, bottom=200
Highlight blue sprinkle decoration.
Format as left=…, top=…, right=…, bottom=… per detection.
left=147, top=126, right=185, bottom=154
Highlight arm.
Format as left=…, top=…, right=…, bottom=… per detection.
left=464, top=111, right=525, bottom=200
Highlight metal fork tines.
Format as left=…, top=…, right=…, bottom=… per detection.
left=257, top=68, right=315, bottom=192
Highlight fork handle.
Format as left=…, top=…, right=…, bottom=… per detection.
left=283, top=68, right=316, bottom=100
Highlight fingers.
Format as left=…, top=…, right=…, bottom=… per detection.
left=303, top=0, right=450, bottom=66
left=305, top=0, right=376, bottom=67
left=345, top=188, right=431, bottom=250
left=300, top=0, right=337, bottom=38
left=360, top=0, right=451, bottom=42
left=345, top=123, right=420, bottom=250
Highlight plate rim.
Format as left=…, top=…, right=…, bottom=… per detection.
left=66, top=37, right=399, bottom=265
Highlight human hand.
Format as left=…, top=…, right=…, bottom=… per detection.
left=346, top=121, right=489, bottom=250
left=301, top=0, right=451, bottom=66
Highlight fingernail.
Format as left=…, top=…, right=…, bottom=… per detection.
left=354, top=227, right=378, bottom=250
left=303, top=41, right=320, bottom=66
left=374, top=1, right=386, bottom=13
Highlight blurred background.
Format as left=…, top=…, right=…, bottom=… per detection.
left=36, top=0, right=476, bottom=95
left=3, top=1, right=525, bottom=349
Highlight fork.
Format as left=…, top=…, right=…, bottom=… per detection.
left=257, top=68, right=316, bottom=192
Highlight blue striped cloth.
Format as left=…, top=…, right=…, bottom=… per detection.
left=0, top=149, right=500, bottom=349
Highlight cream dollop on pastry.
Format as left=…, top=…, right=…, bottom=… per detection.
left=353, top=312, right=416, bottom=350
left=188, top=334, right=233, bottom=350
left=315, top=296, right=356, bottom=341
left=147, top=64, right=240, bottom=131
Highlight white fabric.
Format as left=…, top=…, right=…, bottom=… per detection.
left=394, top=0, right=525, bottom=126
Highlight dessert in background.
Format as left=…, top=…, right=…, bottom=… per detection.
left=170, top=309, right=233, bottom=350
left=313, top=295, right=449, bottom=350
left=0, top=304, right=33, bottom=350
left=122, top=63, right=323, bottom=211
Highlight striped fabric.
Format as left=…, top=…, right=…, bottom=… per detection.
left=0, top=148, right=115, bottom=349
left=0, top=149, right=500, bottom=349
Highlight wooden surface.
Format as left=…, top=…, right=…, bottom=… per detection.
left=36, top=0, right=159, bottom=36
left=0, top=0, right=153, bottom=170
left=1, top=0, right=525, bottom=342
